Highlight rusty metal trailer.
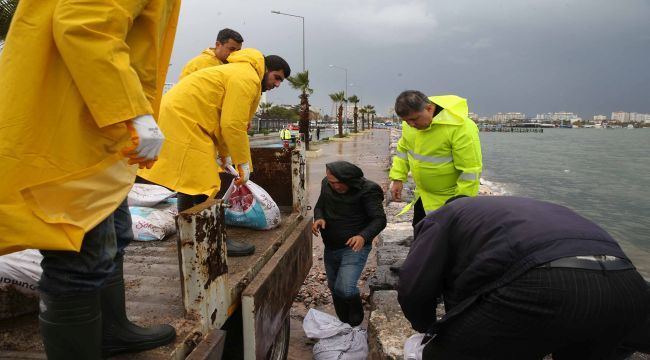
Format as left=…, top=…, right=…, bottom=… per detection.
left=0, top=146, right=312, bottom=360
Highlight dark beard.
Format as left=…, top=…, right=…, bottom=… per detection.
left=261, top=72, right=268, bottom=93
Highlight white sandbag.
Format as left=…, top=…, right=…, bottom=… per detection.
left=0, top=250, right=42, bottom=319
left=128, top=183, right=175, bottom=207
left=404, top=333, right=429, bottom=360
left=222, top=166, right=281, bottom=230
left=303, top=309, right=368, bottom=360
left=130, top=199, right=178, bottom=241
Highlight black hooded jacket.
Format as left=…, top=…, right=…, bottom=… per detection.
left=314, top=161, right=387, bottom=249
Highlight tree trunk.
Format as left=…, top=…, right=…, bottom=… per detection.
left=337, top=104, right=343, bottom=137
left=353, top=106, right=358, bottom=133
left=299, top=92, right=310, bottom=150
left=361, top=114, right=365, bottom=131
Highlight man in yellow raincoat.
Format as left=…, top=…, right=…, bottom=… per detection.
left=138, top=49, right=291, bottom=256
left=178, top=28, right=244, bottom=80
left=389, top=90, right=482, bottom=227
left=0, top=0, right=180, bottom=358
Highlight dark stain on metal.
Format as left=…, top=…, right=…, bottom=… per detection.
left=249, top=148, right=293, bottom=207
left=198, top=202, right=228, bottom=289
left=211, top=308, right=217, bottom=324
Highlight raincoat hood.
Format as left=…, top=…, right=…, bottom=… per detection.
left=326, top=161, right=365, bottom=189
left=227, top=48, right=265, bottom=81
left=428, top=95, right=469, bottom=127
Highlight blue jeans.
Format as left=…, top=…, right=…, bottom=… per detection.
left=39, top=198, right=132, bottom=296
left=324, top=244, right=371, bottom=299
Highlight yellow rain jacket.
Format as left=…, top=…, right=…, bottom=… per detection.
left=178, top=48, right=224, bottom=80
left=0, top=0, right=180, bottom=255
left=389, top=95, right=482, bottom=214
left=138, top=48, right=264, bottom=197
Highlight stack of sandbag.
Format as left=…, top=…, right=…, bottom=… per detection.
left=303, top=308, right=368, bottom=360
left=0, top=250, right=42, bottom=319
left=127, top=184, right=178, bottom=241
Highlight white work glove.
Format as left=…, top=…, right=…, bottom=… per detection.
left=235, top=163, right=251, bottom=185
left=216, top=155, right=232, bottom=170
left=122, top=114, right=165, bottom=169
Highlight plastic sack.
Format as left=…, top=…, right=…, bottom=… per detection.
left=130, top=198, right=178, bottom=241
left=128, top=183, right=175, bottom=207
left=404, top=333, right=430, bottom=360
left=0, top=250, right=42, bottom=319
left=303, top=309, right=368, bottom=360
left=222, top=166, right=281, bottom=230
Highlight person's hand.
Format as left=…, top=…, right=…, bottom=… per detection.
left=121, top=114, right=165, bottom=169
left=312, top=219, right=326, bottom=236
left=234, top=163, right=251, bottom=185
left=346, top=235, right=366, bottom=252
left=390, top=180, right=403, bottom=201
left=216, top=155, right=232, bottom=170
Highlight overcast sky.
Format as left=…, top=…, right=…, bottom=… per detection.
left=168, top=0, right=650, bottom=119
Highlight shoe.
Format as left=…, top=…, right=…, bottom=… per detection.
left=227, top=238, right=255, bottom=257
left=39, top=291, right=102, bottom=360
left=346, top=295, right=364, bottom=327
left=332, top=294, right=350, bottom=324
left=101, top=256, right=176, bottom=357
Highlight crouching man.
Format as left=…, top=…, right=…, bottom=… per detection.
left=312, top=161, right=387, bottom=326
left=399, top=196, right=650, bottom=359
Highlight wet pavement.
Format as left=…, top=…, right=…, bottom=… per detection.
left=288, top=129, right=392, bottom=359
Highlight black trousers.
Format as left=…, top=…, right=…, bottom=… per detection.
left=424, top=267, right=650, bottom=360
left=412, top=198, right=426, bottom=227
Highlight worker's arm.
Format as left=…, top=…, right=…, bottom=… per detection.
left=450, top=122, right=482, bottom=197
left=398, top=219, right=448, bottom=333
left=388, top=125, right=410, bottom=182
left=219, top=77, right=257, bottom=168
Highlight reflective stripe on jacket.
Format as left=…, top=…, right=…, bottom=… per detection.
left=0, top=0, right=180, bottom=255
left=389, top=95, right=482, bottom=214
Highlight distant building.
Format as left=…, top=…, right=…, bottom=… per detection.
left=492, top=112, right=527, bottom=123
left=163, top=82, right=175, bottom=94
left=593, top=115, right=607, bottom=122
left=468, top=112, right=479, bottom=122
left=611, top=111, right=630, bottom=122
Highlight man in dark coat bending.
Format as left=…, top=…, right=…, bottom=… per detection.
left=398, top=196, right=650, bottom=359
left=312, top=161, right=387, bottom=326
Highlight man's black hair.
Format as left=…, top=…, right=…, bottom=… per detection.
left=394, top=90, right=433, bottom=117
left=264, top=55, right=291, bottom=78
left=217, top=28, right=243, bottom=44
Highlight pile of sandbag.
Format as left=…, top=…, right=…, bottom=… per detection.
left=128, top=184, right=178, bottom=241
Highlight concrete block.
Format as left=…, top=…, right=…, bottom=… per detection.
left=368, top=265, right=400, bottom=291
left=377, top=223, right=413, bottom=247
left=368, top=290, right=417, bottom=360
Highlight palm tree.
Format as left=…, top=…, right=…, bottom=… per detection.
left=0, top=0, right=19, bottom=49
left=359, top=106, right=367, bottom=131
left=361, top=105, right=374, bottom=130
left=367, top=105, right=376, bottom=128
left=287, top=71, right=313, bottom=149
left=329, top=91, right=346, bottom=137
left=347, top=95, right=360, bottom=133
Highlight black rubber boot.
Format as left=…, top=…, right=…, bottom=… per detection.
left=332, top=294, right=350, bottom=324
left=226, top=238, right=255, bottom=257
left=346, top=295, right=364, bottom=327
left=101, top=257, right=176, bottom=357
left=39, top=290, right=102, bottom=360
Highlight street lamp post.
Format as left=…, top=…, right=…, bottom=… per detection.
left=329, top=64, right=348, bottom=132
left=270, top=10, right=305, bottom=72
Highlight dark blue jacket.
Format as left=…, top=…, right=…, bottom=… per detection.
left=398, top=196, right=630, bottom=333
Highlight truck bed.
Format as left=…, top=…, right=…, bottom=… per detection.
left=0, top=209, right=300, bottom=359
